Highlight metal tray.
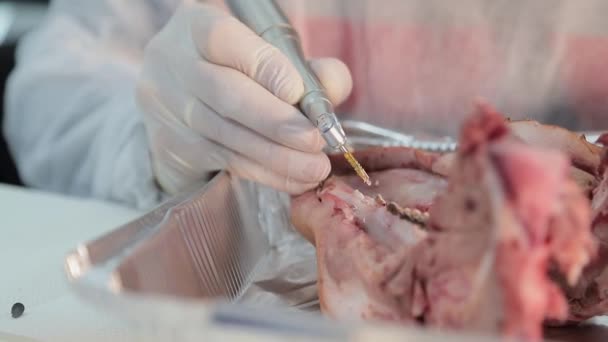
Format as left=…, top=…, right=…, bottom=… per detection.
left=340, top=120, right=603, bottom=151
left=64, top=120, right=606, bottom=341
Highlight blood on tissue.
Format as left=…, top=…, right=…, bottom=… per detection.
left=320, top=192, right=357, bottom=222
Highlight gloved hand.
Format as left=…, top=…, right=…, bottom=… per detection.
left=136, top=1, right=352, bottom=195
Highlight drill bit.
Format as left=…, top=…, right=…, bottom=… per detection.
left=341, top=145, right=371, bottom=186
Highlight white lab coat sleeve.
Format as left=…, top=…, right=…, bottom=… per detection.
left=4, top=0, right=179, bottom=210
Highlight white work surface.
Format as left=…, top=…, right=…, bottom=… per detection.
left=0, top=184, right=145, bottom=341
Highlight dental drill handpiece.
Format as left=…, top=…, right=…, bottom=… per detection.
left=224, top=0, right=371, bottom=186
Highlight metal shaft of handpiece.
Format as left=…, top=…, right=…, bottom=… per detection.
left=225, top=0, right=370, bottom=185
left=225, top=0, right=344, bottom=147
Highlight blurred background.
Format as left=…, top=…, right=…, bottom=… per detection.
left=0, top=0, right=47, bottom=186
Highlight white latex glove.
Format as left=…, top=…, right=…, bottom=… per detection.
left=136, top=1, right=352, bottom=195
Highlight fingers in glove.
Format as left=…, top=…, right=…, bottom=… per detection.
left=226, top=151, right=321, bottom=195
left=190, top=4, right=304, bottom=104
left=139, top=72, right=330, bottom=184
left=139, top=82, right=327, bottom=193
left=156, top=130, right=321, bottom=195
left=309, top=58, right=353, bottom=106
left=160, top=91, right=331, bottom=184
left=189, top=99, right=331, bottom=184
left=189, top=4, right=353, bottom=108
left=177, top=58, right=325, bottom=153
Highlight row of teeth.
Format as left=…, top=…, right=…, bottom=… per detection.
left=375, top=194, right=430, bottom=225
left=397, top=207, right=430, bottom=225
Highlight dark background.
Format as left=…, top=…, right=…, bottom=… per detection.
left=0, top=0, right=49, bottom=186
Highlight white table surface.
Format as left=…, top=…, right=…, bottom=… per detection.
left=0, top=184, right=145, bottom=341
